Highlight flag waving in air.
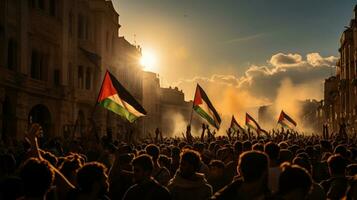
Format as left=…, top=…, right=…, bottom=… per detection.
left=278, top=110, right=297, bottom=129
left=97, top=70, right=146, bottom=122
left=245, top=113, right=261, bottom=132
left=193, top=84, right=221, bottom=129
left=230, top=115, right=244, bottom=132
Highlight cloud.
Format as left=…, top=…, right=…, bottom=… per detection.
left=174, top=52, right=337, bottom=131
left=269, top=53, right=303, bottom=68
left=307, top=53, right=338, bottom=67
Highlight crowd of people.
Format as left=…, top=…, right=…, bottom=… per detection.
left=1, top=122, right=357, bottom=200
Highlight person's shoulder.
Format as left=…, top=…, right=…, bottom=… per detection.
left=210, top=179, right=243, bottom=200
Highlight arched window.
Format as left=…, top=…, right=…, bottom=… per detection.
left=78, top=66, right=84, bottom=89
left=85, top=68, right=91, bottom=90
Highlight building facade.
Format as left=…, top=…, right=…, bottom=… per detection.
left=0, top=0, right=143, bottom=141
left=323, top=5, right=357, bottom=133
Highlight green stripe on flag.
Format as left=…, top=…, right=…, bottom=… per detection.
left=99, top=98, right=138, bottom=123
left=194, top=105, right=217, bottom=128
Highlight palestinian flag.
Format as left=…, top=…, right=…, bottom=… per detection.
left=97, top=70, right=146, bottom=122
left=245, top=113, right=261, bottom=132
left=193, top=84, right=221, bottom=129
left=230, top=115, right=244, bottom=132
left=278, top=110, right=297, bottom=129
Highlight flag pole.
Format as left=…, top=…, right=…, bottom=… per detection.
left=189, top=104, right=194, bottom=126
left=189, top=84, right=198, bottom=126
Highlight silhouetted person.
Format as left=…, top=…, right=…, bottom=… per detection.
left=19, top=158, right=55, bottom=200
left=320, top=154, right=348, bottom=200
left=292, top=156, right=326, bottom=200
left=168, top=149, right=212, bottom=200
left=145, top=144, right=171, bottom=186
left=122, top=154, right=171, bottom=200
left=211, top=151, right=271, bottom=200
left=207, top=160, right=230, bottom=193
left=69, top=162, right=110, bottom=200
left=276, top=163, right=312, bottom=200
left=265, top=141, right=281, bottom=193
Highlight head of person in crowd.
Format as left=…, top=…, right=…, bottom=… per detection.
left=158, top=155, right=171, bottom=170
left=242, top=141, right=252, bottom=152
left=328, top=154, right=347, bottom=177
left=238, top=151, right=269, bottom=184
left=334, top=145, right=349, bottom=158
left=280, top=149, right=293, bottom=163
left=76, top=162, right=109, bottom=197
left=278, top=163, right=312, bottom=200
left=131, top=154, right=154, bottom=183
left=347, top=164, right=357, bottom=176
left=292, top=156, right=312, bottom=174
left=179, top=149, right=202, bottom=179
left=216, top=147, right=234, bottom=164
left=59, top=155, right=83, bottom=185
left=320, top=140, right=333, bottom=153
left=233, top=141, right=243, bottom=157
left=265, top=142, right=280, bottom=166
left=208, top=160, right=225, bottom=179
left=252, top=143, right=264, bottom=152
left=278, top=141, right=289, bottom=150
left=145, top=144, right=160, bottom=162
left=20, top=158, right=55, bottom=199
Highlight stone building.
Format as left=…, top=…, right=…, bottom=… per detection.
left=323, top=5, right=357, bottom=133
left=142, top=72, right=200, bottom=137
left=142, top=71, right=161, bottom=135
left=0, top=0, right=143, bottom=141
left=160, top=86, right=193, bottom=136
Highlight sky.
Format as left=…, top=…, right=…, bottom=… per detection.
left=111, top=0, right=356, bottom=129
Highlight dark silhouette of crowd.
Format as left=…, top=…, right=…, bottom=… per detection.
left=1, top=122, right=357, bottom=200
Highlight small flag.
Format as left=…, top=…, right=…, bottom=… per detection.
left=97, top=70, right=146, bottom=122
left=230, top=115, right=244, bottom=132
left=245, top=113, right=261, bottom=132
left=193, top=84, right=221, bottom=129
left=278, top=110, right=297, bottom=129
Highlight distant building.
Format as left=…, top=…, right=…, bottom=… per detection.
left=258, top=99, right=321, bottom=133
left=143, top=72, right=161, bottom=135
left=0, top=0, right=143, bottom=141
left=322, top=5, right=357, bottom=133
left=160, top=86, right=193, bottom=136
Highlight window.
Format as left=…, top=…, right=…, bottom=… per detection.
left=49, top=0, right=56, bottom=16
left=7, top=39, right=17, bottom=70
left=78, top=66, right=84, bottom=89
left=31, top=50, right=42, bottom=80
left=85, top=68, right=91, bottom=89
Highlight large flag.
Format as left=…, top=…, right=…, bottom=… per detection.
left=193, top=84, right=221, bottom=129
left=97, top=70, right=146, bottom=122
left=278, top=110, right=297, bottom=129
left=230, top=115, right=244, bottom=132
left=245, top=113, right=261, bottom=132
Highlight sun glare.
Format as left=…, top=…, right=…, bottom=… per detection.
left=140, top=49, right=157, bottom=72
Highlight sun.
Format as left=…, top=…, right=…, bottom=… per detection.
left=140, top=49, right=157, bottom=72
